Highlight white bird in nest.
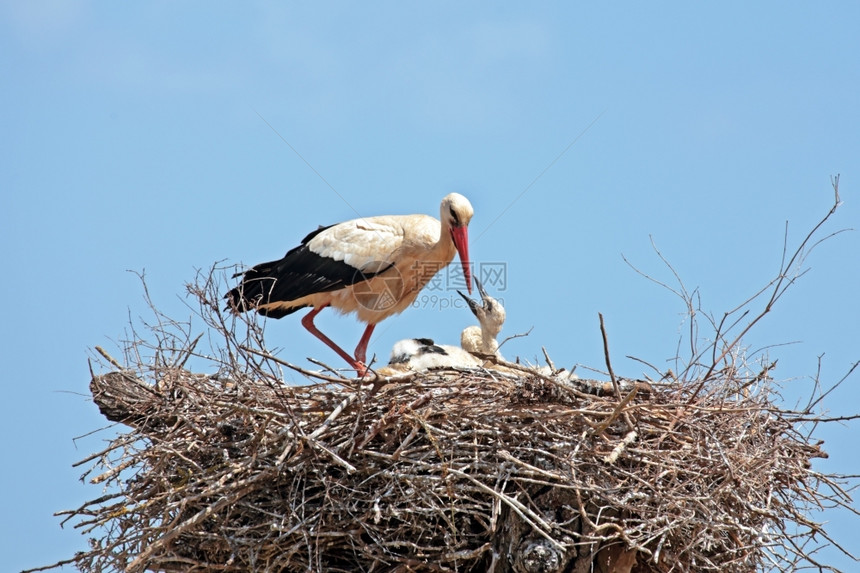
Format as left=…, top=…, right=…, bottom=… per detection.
left=458, top=278, right=506, bottom=360
left=460, top=281, right=581, bottom=380
left=381, top=279, right=507, bottom=373
left=382, top=281, right=584, bottom=382
left=386, top=337, right=483, bottom=371
left=226, top=193, right=474, bottom=376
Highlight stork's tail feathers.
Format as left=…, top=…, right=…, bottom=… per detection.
left=225, top=261, right=305, bottom=319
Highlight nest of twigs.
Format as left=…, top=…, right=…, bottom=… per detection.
left=51, top=344, right=848, bottom=573
left=43, top=286, right=854, bottom=573
left=36, top=185, right=857, bottom=572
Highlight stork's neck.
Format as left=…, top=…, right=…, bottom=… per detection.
left=432, top=224, right=457, bottom=262
left=481, top=326, right=500, bottom=355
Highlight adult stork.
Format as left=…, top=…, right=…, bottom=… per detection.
left=226, top=193, right=474, bottom=374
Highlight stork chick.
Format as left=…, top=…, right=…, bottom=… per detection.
left=386, top=337, right=482, bottom=371
left=458, top=278, right=506, bottom=358
left=379, top=280, right=505, bottom=375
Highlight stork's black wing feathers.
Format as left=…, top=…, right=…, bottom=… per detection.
left=226, top=224, right=383, bottom=319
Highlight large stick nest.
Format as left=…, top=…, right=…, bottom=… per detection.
left=38, top=186, right=857, bottom=572
left=43, top=281, right=853, bottom=573
left=73, top=361, right=836, bottom=573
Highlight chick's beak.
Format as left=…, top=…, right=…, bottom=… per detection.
left=457, top=289, right=480, bottom=317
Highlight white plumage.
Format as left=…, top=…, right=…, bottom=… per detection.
left=458, top=278, right=506, bottom=359
left=227, top=194, right=474, bottom=374
left=382, top=279, right=508, bottom=374
left=387, top=338, right=482, bottom=371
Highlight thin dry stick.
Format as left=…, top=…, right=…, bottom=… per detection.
left=590, top=386, right=639, bottom=437
left=542, top=346, right=557, bottom=371
left=95, top=345, right=124, bottom=370
left=241, top=345, right=354, bottom=385
left=598, top=312, right=621, bottom=399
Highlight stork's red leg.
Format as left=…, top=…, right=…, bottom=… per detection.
left=354, top=323, right=376, bottom=365
left=301, top=305, right=366, bottom=374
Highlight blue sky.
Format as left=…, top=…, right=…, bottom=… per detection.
left=3, top=2, right=858, bottom=570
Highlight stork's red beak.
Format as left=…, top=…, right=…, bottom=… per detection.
left=450, top=226, right=472, bottom=294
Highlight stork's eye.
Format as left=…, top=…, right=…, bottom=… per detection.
left=449, top=207, right=460, bottom=226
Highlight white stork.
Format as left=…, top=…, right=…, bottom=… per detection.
left=226, top=193, right=474, bottom=374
